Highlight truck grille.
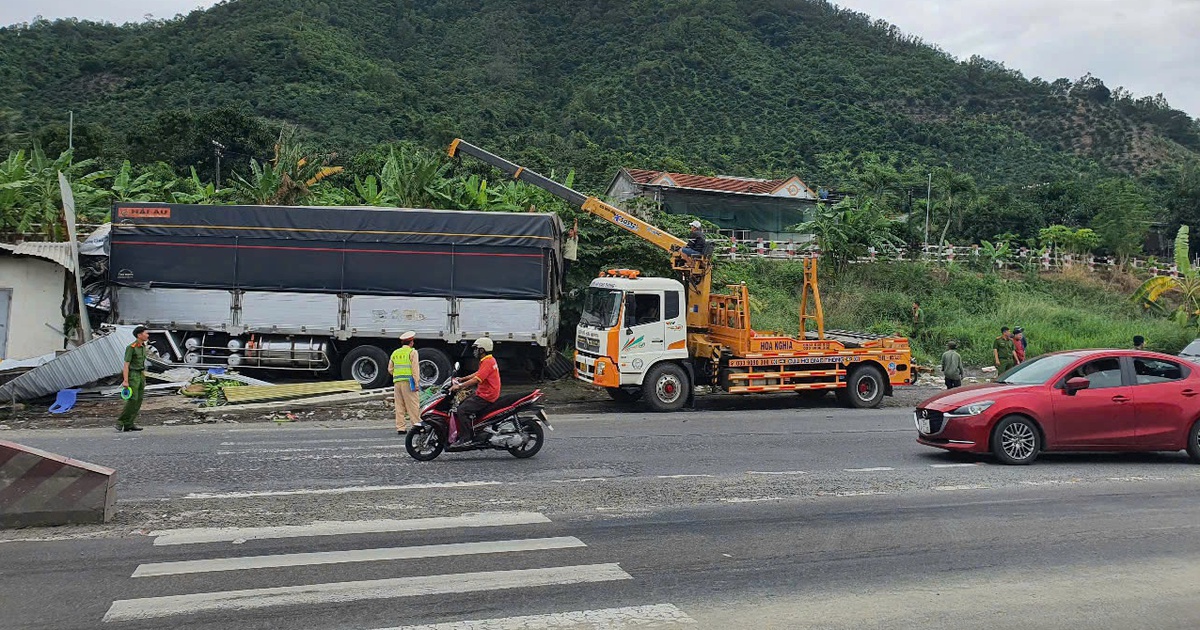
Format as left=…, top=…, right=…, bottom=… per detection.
left=577, top=335, right=600, bottom=354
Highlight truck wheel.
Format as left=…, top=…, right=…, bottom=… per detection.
left=606, top=387, right=643, bottom=403
left=341, top=346, right=392, bottom=390
left=418, top=347, right=453, bottom=388
left=841, top=365, right=886, bottom=409
left=642, top=363, right=689, bottom=412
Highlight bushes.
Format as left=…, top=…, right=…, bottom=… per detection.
left=719, top=260, right=1194, bottom=366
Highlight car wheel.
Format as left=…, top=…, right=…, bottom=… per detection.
left=991, top=415, right=1041, bottom=465
left=1186, top=421, right=1200, bottom=464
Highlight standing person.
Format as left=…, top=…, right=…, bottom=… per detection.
left=388, top=331, right=421, bottom=435
left=563, top=218, right=579, bottom=277
left=681, top=221, right=707, bottom=258
left=1133, top=335, right=1145, bottom=351
left=1012, top=327, right=1026, bottom=364
left=450, top=338, right=500, bottom=446
left=992, top=326, right=1017, bottom=375
left=941, top=341, right=964, bottom=389
left=116, top=326, right=150, bottom=432
left=911, top=300, right=923, bottom=338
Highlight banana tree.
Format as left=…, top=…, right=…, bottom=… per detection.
left=1133, top=226, right=1200, bottom=326
left=233, top=129, right=343, bottom=206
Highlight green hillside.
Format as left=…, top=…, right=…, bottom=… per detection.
left=3, top=0, right=1198, bottom=192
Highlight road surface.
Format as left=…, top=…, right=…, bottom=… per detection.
left=3, top=400, right=1200, bottom=629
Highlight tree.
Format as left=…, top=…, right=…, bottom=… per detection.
left=232, top=129, right=343, bottom=206
left=1089, top=180, right=1153, bottom=263
left=1132, top=226, right=1200, bottom=326
left=795, top=198, right=901, bottom=271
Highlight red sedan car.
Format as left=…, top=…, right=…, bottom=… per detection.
left=915, top=350, right=1200, bottom=464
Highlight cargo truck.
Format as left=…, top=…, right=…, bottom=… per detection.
left=449, top=139, right=915, bottom=411
left=107, top=202, right=563, bottom=389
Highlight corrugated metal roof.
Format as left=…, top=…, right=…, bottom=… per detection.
left=623, top=168, right=804, bottom=196
left=0, top=241, right=76, bottom=272
left=0, top=327, right=136, bottom=402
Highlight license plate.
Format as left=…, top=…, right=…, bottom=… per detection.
left=916, top=412, right=931, bottom=434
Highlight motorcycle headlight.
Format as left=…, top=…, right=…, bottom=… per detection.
left=949, top=400, right=994, bottom=416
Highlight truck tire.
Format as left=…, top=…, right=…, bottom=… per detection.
left=840, top=365, right=886, bottom=409
left=341, top=345, right=392, bottom=390
left=417, top=347, right=453, bottom=388
left=642, top=363, right=689, bottom=412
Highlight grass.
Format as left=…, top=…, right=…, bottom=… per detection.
left=716, top=260, right=1196, bottom=367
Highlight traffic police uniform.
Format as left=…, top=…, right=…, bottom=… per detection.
left=390, top=331, right=422, bottom=433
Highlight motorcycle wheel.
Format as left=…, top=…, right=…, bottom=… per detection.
left=405, top=424, right=444, bottom=461
left=507, top=420, right=545, bottom=459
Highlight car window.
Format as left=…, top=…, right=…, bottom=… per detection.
left=629, top=294, right=661, bottom=326
left=1067, top=358, right=1123, bottom=389
left=1132, top=357, right=1188, bottom=385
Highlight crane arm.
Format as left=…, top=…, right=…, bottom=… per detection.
left=448, top=139, right=686, bottom=252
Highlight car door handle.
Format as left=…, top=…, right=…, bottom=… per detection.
left=1111, top=395, right=1131, bottom=403
left=651, top=339, right=664, bottom=343
left=1183, top=389, right=1199, bottom=398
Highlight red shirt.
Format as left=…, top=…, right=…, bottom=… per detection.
left=475, top=355, right=500, bottom=402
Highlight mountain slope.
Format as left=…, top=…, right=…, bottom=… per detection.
left=1, top=0, right=1197, bottom=189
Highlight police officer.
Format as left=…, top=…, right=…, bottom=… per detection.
left=117, top=325, right=150, bottom=432
left=389, top=331, right=421, bottom=434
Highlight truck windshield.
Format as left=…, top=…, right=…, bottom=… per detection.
left=580, top=288, right=622, bottom=329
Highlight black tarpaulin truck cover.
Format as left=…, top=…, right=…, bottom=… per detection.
left=109, top=203, right=563, bottom=299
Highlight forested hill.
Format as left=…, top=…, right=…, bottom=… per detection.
left=2, top=0, right=1199, bottom=190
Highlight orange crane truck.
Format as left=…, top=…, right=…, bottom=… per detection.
left=449, top=139, right=916, bottom=411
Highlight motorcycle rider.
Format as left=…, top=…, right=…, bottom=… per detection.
left=450, top=337, right=500, bottom=446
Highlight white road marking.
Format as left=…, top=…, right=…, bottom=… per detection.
left=934, top=484, right=990, bottom=491
left=550, top=478, right=610, bottom=484
left=215, top=444, right=407, bottom=455
left=133, top=537, right=586, bottom=577
left=150, top=512, right=550, bottom=546
left=380, top=603, right=697, bottom=629
left=657, top=474, right=714, bottom=479
left=842, top=467, right=895, bottom=472
left=103, top=563, right=632, bottom=622
left=721, top=497, right=785, bottom=503
left=929, top=463, right=979, bottom=468
left=747, top=470, right=807, bottom=476
left=219, top=437, right=396, bottom=446
left=182, top=481, right=502, bottom=500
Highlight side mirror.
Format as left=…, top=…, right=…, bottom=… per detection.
left=1064, top=377, right=1090, bottom=395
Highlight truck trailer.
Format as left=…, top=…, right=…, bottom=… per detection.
left=108, top=202, right=563, bottom=388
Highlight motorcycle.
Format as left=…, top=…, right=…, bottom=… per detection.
left=404, top=365, right=552, bottom=461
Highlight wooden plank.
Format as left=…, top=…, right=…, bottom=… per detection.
left=223, top=380, right=361, bottom=404
left=197, top=387, right=390, bottom=414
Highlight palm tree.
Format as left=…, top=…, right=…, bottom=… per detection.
left=1133, top=226, right=1200, bottom=326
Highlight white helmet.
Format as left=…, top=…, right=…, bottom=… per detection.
left=473, top=337, right=494, bottom=352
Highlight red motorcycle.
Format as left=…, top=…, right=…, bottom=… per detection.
left=404, top=373, right=552, bottom=461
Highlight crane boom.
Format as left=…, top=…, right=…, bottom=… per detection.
left=448, top=139, right=685, bottom=252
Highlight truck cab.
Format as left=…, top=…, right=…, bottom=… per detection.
left=575, top=274, right=690, bottom=403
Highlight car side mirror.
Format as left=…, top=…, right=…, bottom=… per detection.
left=1064, top=377, right=1090, bottom=395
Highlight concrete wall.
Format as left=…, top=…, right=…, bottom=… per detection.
left=0, top=256, right=67, bottom=360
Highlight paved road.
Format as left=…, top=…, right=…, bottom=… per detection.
left=4, top=402, right=1200, bottom=628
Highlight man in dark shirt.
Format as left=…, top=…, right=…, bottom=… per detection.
left=681, top=220, right=706, bottom=258
left=117, top=325, right=150, bottom=432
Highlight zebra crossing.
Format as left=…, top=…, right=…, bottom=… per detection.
left=102, top=511, right=697, bottom=628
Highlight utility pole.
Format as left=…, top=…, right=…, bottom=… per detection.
left=211, top=140, right=226, bottom=190
left=923, top=172, right=932, bottom=254
left=67, top=111, right=74, bottom=152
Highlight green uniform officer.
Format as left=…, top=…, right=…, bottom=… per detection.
left=117, top=325, right=151, bottom=432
